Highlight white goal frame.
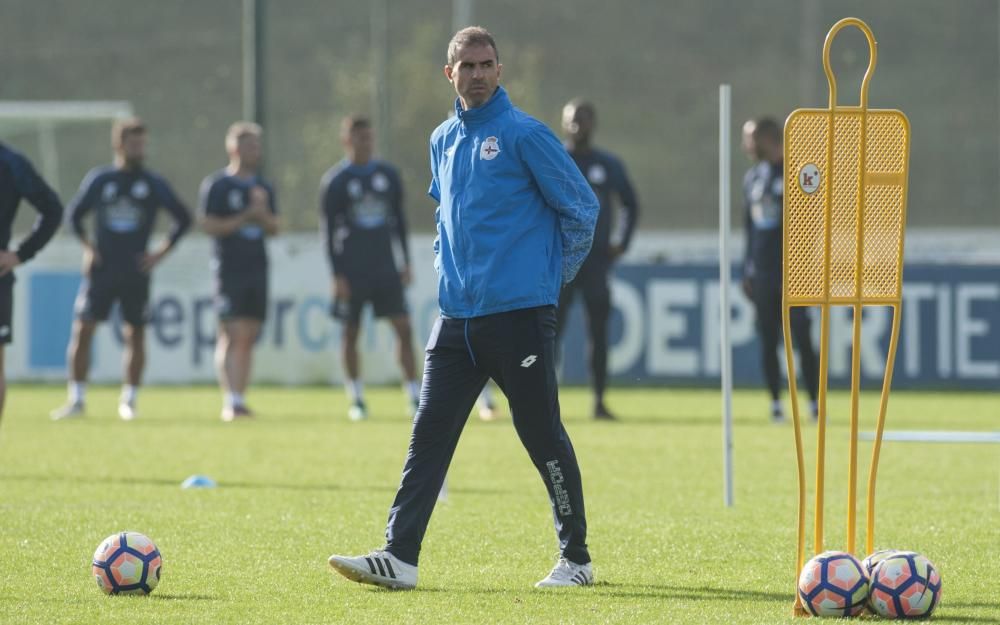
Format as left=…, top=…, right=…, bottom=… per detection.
left=0, top=100, right=135, bottom=189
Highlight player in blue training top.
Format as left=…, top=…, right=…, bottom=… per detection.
left=557, top=99, right=639, bottom=420
left=741, top=117, right=819, bottom=422
left=200, top=122, right=279, bottom=422
left=320, top=115, right=419, bottom=421
left=328, top=26, right=600, bottom=591
left=52, top=118, right=191, bottom=421
left=0, top=142, right=63, bottom=422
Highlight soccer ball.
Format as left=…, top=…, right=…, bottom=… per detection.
left=868, top=551, right=941, bottom=619
left=798, top=551, right=869, bottom=617
left=91, top=531, right=162, bottom=595
left=862, top=548, right=900, bottom=577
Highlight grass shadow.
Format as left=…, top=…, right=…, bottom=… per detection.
left=152, top=593, right=221, bottom=601
left=600, top=416, right=774, bottom=427
left=0, top=472, right=512, bottom=496
left=595, top=581, right=791, bottom=603
left=352, top=581, right=793, bottom=602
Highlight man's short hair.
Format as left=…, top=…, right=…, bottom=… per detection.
left=752, top=117, right=782, bottom=144
left=112, top=117, right=146, bottom=148
left=564, top=98, right=596, bottom=119
left=340, top=115, right=372, bottom=138
left=225, top=121, right=263, bottom=151
left=447, top=26, right=499, bottom=65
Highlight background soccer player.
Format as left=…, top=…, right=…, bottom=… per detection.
left=200, top=122, right=278, bottom=421
left=741, top=117, right=819, bottom=422
left=320, top=116, right=418, bottom=420
left=52, top=118, right=191, bottom=421
left=556, top=99, right=639, bottom=420
left=328, top=26, right=599, bottom=590
left=0, top=141, right=63, bottom=422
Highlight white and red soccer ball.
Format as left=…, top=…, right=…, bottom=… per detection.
left=798, top=551, right=869, bottom=617
left=868, top=551, right=942, bottom=619
left=91, top=531, right=162, bottom=595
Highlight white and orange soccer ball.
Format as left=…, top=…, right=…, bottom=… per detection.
left=798, top=551, right=869, bottom=617
left=91, top=531, right=163, bottom=595
left=868, top=551, right=941, bottom=619
left=862, top=548, right=900, bottom=578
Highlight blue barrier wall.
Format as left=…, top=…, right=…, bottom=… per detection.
left=560, top=264, right=999, bottom=390
left=23, top=261, right=998, bottom=389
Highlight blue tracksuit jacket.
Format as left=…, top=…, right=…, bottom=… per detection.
left=428, top=86, right=599, bottom=318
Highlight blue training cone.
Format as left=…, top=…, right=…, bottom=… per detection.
left=181, top=474, right=218, bottom=489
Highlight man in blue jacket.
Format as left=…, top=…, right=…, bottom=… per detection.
left=329, top=26, right=600, bottom=590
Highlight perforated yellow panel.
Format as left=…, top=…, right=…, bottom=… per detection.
left=783, top=109, right=909, bottom=304
left=863, top=113, right=908, bottom=299
left=831, top=115, right=861, bottom=298
left=783, top=113, right=827, bottom=300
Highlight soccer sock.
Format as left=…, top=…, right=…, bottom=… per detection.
left=225, top=392, right=244, bottom=408
left=404, top=380, right=420, bottom=402
left=69, top=381, right=86, bottom=404
left=121, top=385, right=137, bottom=405
left=346, top=379, right=364, bottom=404
left=479, top=386, right=494, bottom=409
left=771, top=399, right=784, bottom=415
left=810, top=400, right=819, bottom=417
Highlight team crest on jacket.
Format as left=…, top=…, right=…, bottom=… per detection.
left=228, top=188, right=245, bottom=209
left=480, top=136, right=501, bottom=161
left=131, top=180, right=150, bottom=199
left=587, top=164, right=607, bottom=185
left=102, top=182, right=118, bottom=202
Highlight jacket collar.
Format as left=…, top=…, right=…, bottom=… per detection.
left=454, top=86, right=511, bottom=126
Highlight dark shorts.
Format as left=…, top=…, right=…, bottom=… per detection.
left=0, top=278, right=13, bottom=345
left=75, top=271, right=151, bottom=326
left=215, top=273, right=268, bottom=321
left=331, top=272, right=407, bottom=325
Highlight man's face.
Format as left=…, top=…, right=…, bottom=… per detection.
left=118, top=132, right=146, bottom=167
left=562, top=104, right=595, bottom=143
left=345, top=126, right=374, bottom=162
left=754, top=133, right=779, bottom=162
left=444, top=43, right=501, bottom=109
left=236, top=134, right=262, bottom=169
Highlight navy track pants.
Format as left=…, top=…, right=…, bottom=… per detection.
left=384, top=305, right=590, bottom=566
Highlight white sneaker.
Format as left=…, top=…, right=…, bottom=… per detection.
left=51, top=401, right=85, bottom=421
left=771, top=402, right=786, bottom=424
left=328, top=549, right=417, bottom=590
left=118, top=401, right=137, bottom=421
left=348, top=400, right=368, bottom=422
left=535, top=557, right=594, bottom=588
left=478, top=405, right=498, bottom=421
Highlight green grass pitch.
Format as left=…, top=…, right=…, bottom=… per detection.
left=0, top=384, right=996, bottom=624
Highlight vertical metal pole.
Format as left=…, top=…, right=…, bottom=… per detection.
left=242, top=0, right=264, bottom=126
left=38, top=121, right=60, bottom=190
left=799, top=0, right=822, bottom=105
left=719, top=84, right=734, bottom=508
left=242, top=0, right=266, bottom=172
left=453, top=0, right=474, bottom=30
left=370, top=0, right=390, bottom=159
